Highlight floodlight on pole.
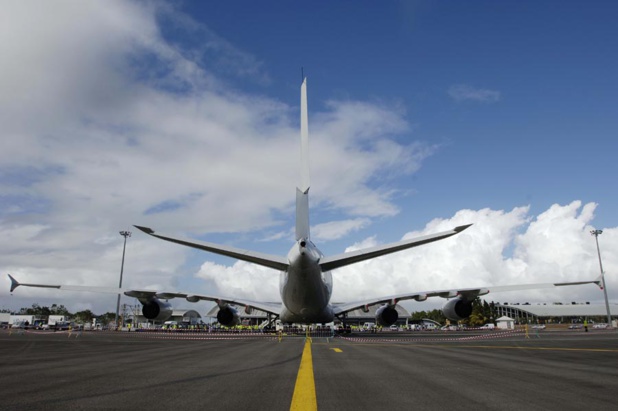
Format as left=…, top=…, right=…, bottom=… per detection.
left=115, top=230, right=132, bottom=328
left=590, top=229, right=612, bottom=327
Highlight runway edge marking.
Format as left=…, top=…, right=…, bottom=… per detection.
left=290, top=340, right=317, bottom=411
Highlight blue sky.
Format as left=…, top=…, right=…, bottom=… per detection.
left=1, top=1, right=616, bottom=314
left=179, top=0, right=618, bottom=227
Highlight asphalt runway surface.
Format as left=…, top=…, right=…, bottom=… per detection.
left=1, top=329, right=617, bottom=410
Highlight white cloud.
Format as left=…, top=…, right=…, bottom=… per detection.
left=195, top=261, right=280, bottom=302
left=312, top=219, right=371, bottom=241
left=448, top=84, right=501, bottom=103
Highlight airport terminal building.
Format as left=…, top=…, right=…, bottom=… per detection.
left=494, top=302, right=617, bottom=325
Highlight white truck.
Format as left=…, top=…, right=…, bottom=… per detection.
left=363, top=322, right=376, bottom=330
left=48, top=315, right=67, bottom=326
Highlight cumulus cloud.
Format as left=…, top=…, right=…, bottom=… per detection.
left=312, top=219, right=371, bottom=241
left=448, top=84, right=501, bottom=103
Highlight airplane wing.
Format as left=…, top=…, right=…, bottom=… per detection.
left=332, top=276, right=603, bottom=316
left=7, top=274, right=282, bottom=316
left=134, top=226, right=289, bottom=271
left=319, top=224, right=472, bottom=272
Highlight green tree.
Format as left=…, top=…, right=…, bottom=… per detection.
left=464, top=297, right=495, bottom=326
left=410, top=309, right=446, bottom=324
left=411, top=311, right=428, bottom=321
left=50, top=304, right=71, bottom=316
left=74, top=309, right=95, bottom=323
left=18, top=304, right=48, bottom=315
left=97, top=312, right=116, bottom=325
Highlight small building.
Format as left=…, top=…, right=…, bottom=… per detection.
left=494, top=302, right=617, bottom=325
left=496, top=316, right=515, bottom=330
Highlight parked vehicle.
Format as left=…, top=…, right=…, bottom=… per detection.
left=54, top=321, right=74, bottom=331
left=440, top=325, right=458, bottom=331
left=362, top=322, right=376, bottom=330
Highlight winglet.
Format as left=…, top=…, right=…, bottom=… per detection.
left=8, top=274, right=20, bottom=293
left=594, top=274, right=604, bottom=289
left=454, top=224, right=473, bottom=233
left=134, top=225, right=155, bottom=235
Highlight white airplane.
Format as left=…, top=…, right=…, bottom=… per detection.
left=8, top=78, right=601, bottom=327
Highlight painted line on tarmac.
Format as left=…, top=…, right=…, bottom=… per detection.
left=330, top=348, right=343, bottom=353
left=452, top=345, right=618, bottom=353
left=337, top=329, right=524, bottom=343
left=340, top=342, right=618, bottom=353
left=290, top=340, right=317, bottom=411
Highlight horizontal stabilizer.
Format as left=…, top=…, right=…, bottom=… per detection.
left=320, top=224, right=472, bottom=272
left=134, top=226, right=289, bottom=271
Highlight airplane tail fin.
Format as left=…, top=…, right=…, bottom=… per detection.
left=296, top=77, right=310, bottom=241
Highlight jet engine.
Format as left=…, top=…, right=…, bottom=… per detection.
left=141, top=298, right=173, bottom=322
left=442, top=297, right=473, bottom=321
left=217, top=305, right=241, bottom=327
left=375, top=304, right=398, bottom=326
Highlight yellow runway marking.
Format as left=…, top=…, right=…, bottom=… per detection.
left=290, top=340, right=317, bottom=411
left=330, top=348, right=343, bottom=353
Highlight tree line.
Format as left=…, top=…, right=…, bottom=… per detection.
left=7, top=303, right=117, bottom=324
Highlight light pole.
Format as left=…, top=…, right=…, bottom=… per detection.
left=591, top=229, right=612, bottom=327
left=115, top=230, right=131, bottom=328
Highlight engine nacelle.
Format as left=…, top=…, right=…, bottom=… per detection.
left=375, top=304, right=398, bottom=327
left=217, top=305, right=241, bottom=327
left=141, top=298, right=173, bottom=322
left=442, top=297, right=473, bottom=321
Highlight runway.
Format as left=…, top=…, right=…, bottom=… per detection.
left=1, top=329, right=617, bottom=410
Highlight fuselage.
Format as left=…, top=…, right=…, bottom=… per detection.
left=279, top=238, right=334, bottom=323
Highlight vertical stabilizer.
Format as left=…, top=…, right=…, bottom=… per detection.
left=296, top=78, right=310, bottom=240
left=300, top=78, right=310, bottom=191
left=296, top=187, right=309, bottom=240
